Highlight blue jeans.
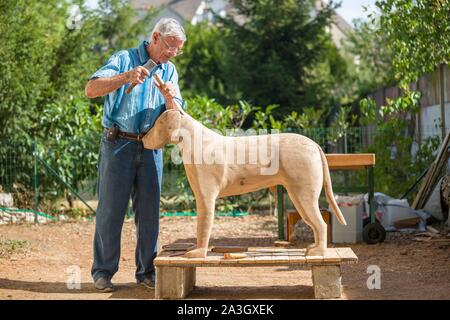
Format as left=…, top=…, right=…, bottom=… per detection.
left=91, top=132, right=163, bottom=282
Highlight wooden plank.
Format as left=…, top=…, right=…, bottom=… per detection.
left=168, top=257, right=205, bottom=265
left=325, top=154, right=375, bottom=169
left=155, top=247, right=357, bottom=266
left=253, top=247, right=287, bottom=253
left=237, top=254, right=256, bottom=265
left=235, top=256, right=254, bottom=265
left=220, top=254, right=246, bottom=265
left=305, top=255, right=324, bottom=263
left=154, top=256, right=172, bottom=266
left=205, top=254, right=223, bottom=265
left=161, top=243, right=196, bottom=251
left=252, top=255, right=275, bottom=264
left=287, top=248, right=306, bottom=255
left=287, top=249, right=306, bottom=264
left=323, top=248, right=342, bottom=263
left=211, top=246, right=248, bottom=253
left=271, top=253, right=290, bottom=263
left=219, top=257, right=243, bottom=267
left=412, top=130, right=450, bottom=209
left=335, top=247, right=358, bottom=263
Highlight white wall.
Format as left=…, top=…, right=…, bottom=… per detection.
left=420, top=103, right=450, bottom=140
left=192, top=0, right=227, bottom=25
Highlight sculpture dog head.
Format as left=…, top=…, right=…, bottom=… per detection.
left=142, top=109, right=183, bottom=149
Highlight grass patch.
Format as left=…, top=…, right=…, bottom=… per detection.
left=0, top=239, right=30, bottom=257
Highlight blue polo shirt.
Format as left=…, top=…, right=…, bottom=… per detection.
left=90, top=40, right=184, bottom=134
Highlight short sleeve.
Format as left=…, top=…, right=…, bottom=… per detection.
left=89, top=51, right=126, bottom=80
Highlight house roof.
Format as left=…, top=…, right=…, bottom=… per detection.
left=131, top=0, right=202, bottom=20
left=332, top=11, right=353, bottom=36
left=131, top=0, right=352, bottom=39
left=131, top=0, right=173, bottom=10
left=170, top=0, right=203, bottom=21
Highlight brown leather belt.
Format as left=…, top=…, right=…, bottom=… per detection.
left=117, top=131, right=145, bottom=141
left=104, top=128, right=145, bottom=141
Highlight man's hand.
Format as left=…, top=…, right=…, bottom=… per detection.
left=155, top=81, right=177, bottom=100
left=126, top=66, right=150, bottom=85
left=155, top=81, right=182, bottom=111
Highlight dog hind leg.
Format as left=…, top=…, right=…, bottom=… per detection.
left=285, top=186, right=327, bottom=256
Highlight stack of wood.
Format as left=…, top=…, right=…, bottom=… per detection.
left=161, top=242, right=196, bottom=257
left=412, top=225, right=450, bottom=244
left=412, top=130, right=450, bottom=210
left=440, top=174, right=450, bottom=216
left=394, top=217, right=422, bottom=229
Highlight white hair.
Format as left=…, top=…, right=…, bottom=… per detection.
left=151, top=18, right=186, bottom=42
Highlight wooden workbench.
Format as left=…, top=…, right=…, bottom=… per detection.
left=154, top=247, right=358, bottom=299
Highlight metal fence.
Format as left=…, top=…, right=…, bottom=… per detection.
left=0, top=126, right=442, bottom=221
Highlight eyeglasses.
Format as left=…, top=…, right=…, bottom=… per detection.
left=161, top=37, right=183, bottom=56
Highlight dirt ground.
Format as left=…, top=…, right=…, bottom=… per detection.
left=0, top=214, right=449, bottom=300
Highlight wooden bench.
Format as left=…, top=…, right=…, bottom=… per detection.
left=154, top=247, right=358, bottom=299
left=325, top=153, right=376, bottom=170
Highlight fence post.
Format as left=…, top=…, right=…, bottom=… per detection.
left=439, top=63, right=446, bottom=140
left=277, top=185, right=285, bottom=240
left=33, top=140, right=39, bottom=223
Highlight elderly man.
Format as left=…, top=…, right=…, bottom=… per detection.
left=85, top=18, right=185, bottom=292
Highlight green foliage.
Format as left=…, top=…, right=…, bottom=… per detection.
left=359, top=89, right=437, bottom=198
left=65, top=207, right=87, bottom=220
left=176, top=0, right=347, bottom=116
left=283, top=107, right=325, bottom=129
left=175, top=22, right=233, bottom=102
left=0, top=0, right=157, bottom=199
left=0, top=239, right=29, bottom=257
left=1, top=0, right=443, bottom=214
left=221, top=0, right=339, bottom=112
left=302, top=41, right=353, bottom=109
left=34, top=100, right=102, bottom=193
left=376, top=0, right=450, bottom=82
left=185, top=96, right=259, bottom=132
left=343, top=16, right=395, bottom=96
left=0, top=1, right=68, bottom=136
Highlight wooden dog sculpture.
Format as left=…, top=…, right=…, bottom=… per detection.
left=143, top=109, right=347, bottom=258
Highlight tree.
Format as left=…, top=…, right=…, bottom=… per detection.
left=376, top=0, right=450, bottom=82
left=175, top=22, right=234, bottom=102
left=218, top=0, right=340, bottom=113
left=359, top=89, right=440, bottom=198
left=0, top=0, right=67, bottom=138
left=342, top=17, right=395, bottom=97
left=0, top=0, right=157, bottom=204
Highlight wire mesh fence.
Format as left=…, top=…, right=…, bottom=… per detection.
left=0, top=126, right=443, bottom=222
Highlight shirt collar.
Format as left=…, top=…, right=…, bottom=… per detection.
left=138, top=40, right=167, bottom=71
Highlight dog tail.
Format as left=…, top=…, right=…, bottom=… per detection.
left=318, top=145, right=347, bottom=226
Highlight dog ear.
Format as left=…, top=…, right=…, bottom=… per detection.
left=142, top=110, right=171, bottom=149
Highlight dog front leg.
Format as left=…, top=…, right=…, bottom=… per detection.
left=184, top=195, right=216, bottom=258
